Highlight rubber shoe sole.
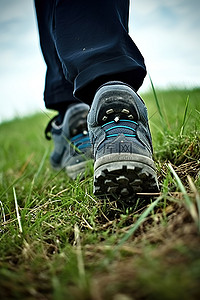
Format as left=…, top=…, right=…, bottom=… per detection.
left=94, top=153, right=159, bottom=198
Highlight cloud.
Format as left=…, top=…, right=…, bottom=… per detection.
left=0, top=0, right=33, bottom=21
left=0, top=0, right=46, bottom=122
left=129, top=0, right=200, bottom=90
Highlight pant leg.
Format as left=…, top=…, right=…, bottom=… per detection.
left=34, top=0, right=81, bottom=111
left=54, top=0, right=147, bottom=104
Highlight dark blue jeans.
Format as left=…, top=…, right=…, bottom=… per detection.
left=34, top=0, right=146, bottom=112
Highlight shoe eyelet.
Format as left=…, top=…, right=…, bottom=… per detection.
left=121, top=109, right=130, bottom=114
left=106, top=109, right=114, bottom=114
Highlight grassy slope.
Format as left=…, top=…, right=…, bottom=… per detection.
left=0, top=88, right=200, bottom=300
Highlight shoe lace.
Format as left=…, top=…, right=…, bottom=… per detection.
left=101, top=119, right=138, bottom=138
left=44, top=115, right=59, bottom=140
left=70, top=132, right=91, bottom=150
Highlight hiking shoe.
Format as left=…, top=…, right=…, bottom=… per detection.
left=45, top=103, right=93, bottom=179
left=87, top=81, right=159, bottom=198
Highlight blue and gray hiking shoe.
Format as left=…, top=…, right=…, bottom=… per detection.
left=87, top=82, right=159, bottom=198
left=45, top=103, right=93, bottom=179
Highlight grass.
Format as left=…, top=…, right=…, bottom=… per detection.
left=0, top=87, right=200, bottom=300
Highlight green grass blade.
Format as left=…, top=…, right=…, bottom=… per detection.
left=187, top=175, right=200, bottom=231
left=149, top=75, right=167, bottom=132
left=0, top=200, right=6, bottom=223
left=115, top=196, right=162, bottom=251
left=25, top=148, right=49, bottom=208
left=180, top=95, right=190, bottom=136
left=34, top=148, right=49, bottom=181
left=168, top=163, right=199, bottom=230
left=0, top=174, right=27, bottom=199
left=13, top=187, right=23, bottom=234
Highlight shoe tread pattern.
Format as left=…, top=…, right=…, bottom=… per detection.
left=94, top=162, right=159, bottom=199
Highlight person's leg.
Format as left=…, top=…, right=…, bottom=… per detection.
left=51, top=0, right=158, bottom=196
left=53, top=0, right=147, bottom=103
left=34, top=0, right=93, bottom=177
left=34, top=0, right=81, bottom=116
left=35, top=0, right=158, bottom=194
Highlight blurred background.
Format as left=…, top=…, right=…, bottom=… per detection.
left=0, top=0, right=199, bottom=123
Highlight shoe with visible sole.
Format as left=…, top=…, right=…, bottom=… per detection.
left=87, top=81, right=159, bottom=198
left=45, top=103, right=93, bottom=179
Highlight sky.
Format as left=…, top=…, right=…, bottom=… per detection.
left=0, top=0, right=199, bottom=123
